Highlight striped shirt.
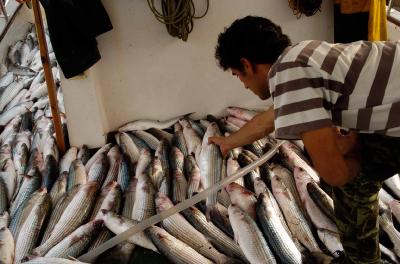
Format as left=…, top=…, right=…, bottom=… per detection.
left=268, top=40, right=400, bottom=140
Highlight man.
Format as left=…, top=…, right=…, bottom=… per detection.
left=209, top=16, right=400, bottom=264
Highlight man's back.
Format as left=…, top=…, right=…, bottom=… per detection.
left=268, top=40, right=400, bottom=139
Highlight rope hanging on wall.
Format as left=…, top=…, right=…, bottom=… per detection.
left=288, top=0, right=322, bottom=18
left=147, top=0, right=209, bottom=41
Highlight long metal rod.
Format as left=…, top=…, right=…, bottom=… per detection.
left=31, top=0, right=65, bottom=153
left=78, top=140, right=285, bottom=262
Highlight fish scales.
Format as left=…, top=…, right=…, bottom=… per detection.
left=87, top=153, right=108, bottom=184
left=66, top=159, right=87, bottom=191
left=256, top=192, right=302, bottom=264
left=156, top=193, right=232, bottom=263
left=101, top=147, right=121, bottom=189
left=100, top=210, right=158, bottom=252
left=182, top=206, right=246, bottom=261
left=49, top=172, right=67, bottom=207
left=41, top=186, right=81, bottom=244
left=172, top=169, right=188, bottom=203
left=229, top=204, right=277, bottom=264
left=131, top=176, right=156, bottom=221
left=173, top=123, right=189, bottom=157
left=271, top=175, right=321, bottom=253
left=199, top=123, right=223, bottom=219
left=117, top=154, right=132, bottom=192
left=32, top=182, right=99, bottom=256
left=147, top=225, right=213, bottom=264
left=15, top=189, right=50, bottom=263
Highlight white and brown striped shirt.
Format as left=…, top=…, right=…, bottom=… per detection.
left=268, top=40, right=400, bottom=139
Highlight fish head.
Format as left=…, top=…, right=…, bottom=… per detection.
left=253, top=177, right=267, bottom=196
left=155, top=192, right=174, bottom=211
left=174, top=122, right=183, bottom=132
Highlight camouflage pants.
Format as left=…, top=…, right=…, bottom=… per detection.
left=332, top=134, right=400, bottom=264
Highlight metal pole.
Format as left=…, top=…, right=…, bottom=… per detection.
left=31, top=0, right=66, bottom=153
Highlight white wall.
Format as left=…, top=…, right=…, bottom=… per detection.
left=61, top=0, right=334, bottom=147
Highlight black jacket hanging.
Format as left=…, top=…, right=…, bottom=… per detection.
left=39, top=0, right=113, bottom=79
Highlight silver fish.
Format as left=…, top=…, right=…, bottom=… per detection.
left=49, top=172, right=67, bottom=206
left=228, top=204, right=277, bottom=264
left=32, top=182, right=99, bottom=256
left=186, top=155, right=201, bottom=198
left=172, top=123, right=189, bottom=157
left=256, top=192, right=302, bottom=264
left=172, top=169, right=187, bottom=204
left=118, top=113, right=191, bottom=131
left=226, top=106, right=258, bottom=121
left=0, top=81, right=24, bottom=111
left=294, top=167, right=338, bottom=233
left=380, top=212, right=400, bottom=258
left=59, top=147, right=78, bottom=173
left=170, top=146, right=184, bottom=173
left=179, top=119, right=202, bottom=157
left=77, top=145, right=92, bottom=165
left=90, top=181, right=121, bottom=221
left=226, top=182, right=257, bottom=219
left=121, top=175, right=137, bottom=218
left=100, top=210, right=158, bottom=252
left=316, top=229, right=343, bottom=257
left=85, top=143, right=113, bottom=173
left=67, top=159, right=87, bottom=191
left=14, top=188, right=50, bottom=263
left=22, top=257, right=89, bottom=264
left=147, top=225, right=213, bottom=264
left=182, top=206, right=246, bottom=261
left=131, top=173, right=156, bottom=221
left=0, top=100, right=32, bottom=128
left=280, top=141, right=318, bottom=182
left=155, top=139, right=170, bottom=196
left=41, top=186, right=81, bottom=244
left=118, top=132, right=140, bottom=164
left=117, top=154, right=133, bottom=193
left=156, top=193, right=231, bottom=263
left=271, top=175, right=321, bottom=253
left=149, top=156, right=163, bottom=191
left=0, top=159, right=17, bottom=202
left=101, top=146, right=121, bottom=189
left=131, top=130, right=160, bottom=150
left=45, top=219, right=103, bottom=258
left=199, top=122, right=223, bottom=219
left=0, top=72, right=14, bottom=88
left=147, top=128, right=174, bottom=144
left=87, top=153, right=108, bottom=184
left=3, top=89, right=27, bottom=112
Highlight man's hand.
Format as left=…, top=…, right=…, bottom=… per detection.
left=208, top=136, right=232, bottom=157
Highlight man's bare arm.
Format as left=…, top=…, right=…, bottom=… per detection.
left=209, top=107, right=275, bottom=156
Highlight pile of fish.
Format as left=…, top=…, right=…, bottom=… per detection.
left=2, top=27, right=400, bottom=264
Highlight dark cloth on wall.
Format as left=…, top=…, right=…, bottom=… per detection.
left=39, top=0, right=113, bottom=79
left=334, top=4, right=369, bottom=43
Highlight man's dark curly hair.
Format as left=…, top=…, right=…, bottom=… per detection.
left=215, top=16, right=291, bottom=71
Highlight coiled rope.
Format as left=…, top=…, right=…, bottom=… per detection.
left=147, top=0, right=209, bottom=41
